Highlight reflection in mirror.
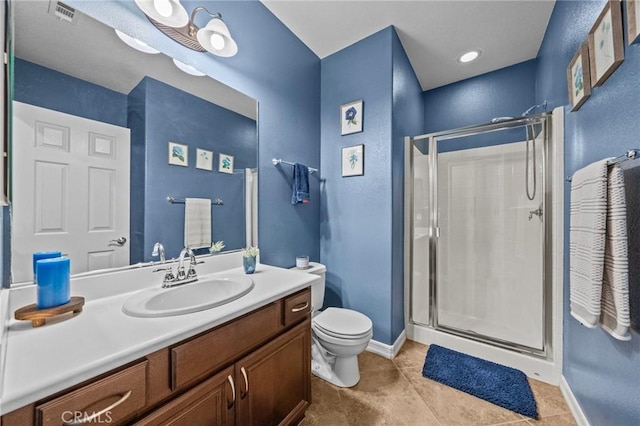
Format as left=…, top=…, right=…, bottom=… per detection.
left=9, top=1, right=258, bottom=284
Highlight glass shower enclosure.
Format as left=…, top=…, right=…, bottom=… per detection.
left=408, top=115, right=550, bottom=355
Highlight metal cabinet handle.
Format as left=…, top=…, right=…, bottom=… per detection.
left=291, top=302, right=309, bottom=313
left=64, top=390, right=132, bottom=425
left=109, top=237, right=127, bottom=246
left=240, top=367, right=249, bottom=399
left=227, top=375, right=236, bottom=409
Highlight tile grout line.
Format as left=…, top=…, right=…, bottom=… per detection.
left=395, top=362, right=444, bottom=426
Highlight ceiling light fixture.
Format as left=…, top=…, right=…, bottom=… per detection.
left=115, top=29, right=161, bottom=54
left=458, top=50, right=482, bottom=63
left=172, top=58, right=206, bottom=76
left=134, top=0, right=238, bottom=57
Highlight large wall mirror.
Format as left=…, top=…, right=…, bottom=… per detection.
left=8, top=1, right=258, bottom=285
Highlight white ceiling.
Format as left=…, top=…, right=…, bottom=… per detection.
left=262, top=0, right=556, bottom=91
left=14, top=1, right=257, bottom=119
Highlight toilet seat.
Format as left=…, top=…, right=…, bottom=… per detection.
left=313, top=308, right=372, bottom=339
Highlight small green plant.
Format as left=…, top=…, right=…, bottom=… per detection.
left=244, top=246, right=260, bottom=258
left=209, top=241, right=225, bottom=253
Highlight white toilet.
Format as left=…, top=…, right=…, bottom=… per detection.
left=292, top=262, right=373, bottom=387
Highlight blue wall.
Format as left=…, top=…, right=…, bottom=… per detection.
left=536, top=1, right=640, bottom=424
left=52, top=0, right=321, bottom=268
left=391, top=31, right=424, bottom=341
left=13, top=58, right=127, bottom=127
left=128, top=77, right=256, bottom=261
left=320, top=27, right=422, bottom=345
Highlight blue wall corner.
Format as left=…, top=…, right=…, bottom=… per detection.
left=391, top=28, right=424, bottom=342
left=536, top=1, right=640, bottom=424
left=321, top=26, right=421, bottom=345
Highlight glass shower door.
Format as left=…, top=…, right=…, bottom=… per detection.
left=434, top=128, right=545, bottom=350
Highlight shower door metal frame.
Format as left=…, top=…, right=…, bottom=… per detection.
left=407, top=114, right=552, bottom=358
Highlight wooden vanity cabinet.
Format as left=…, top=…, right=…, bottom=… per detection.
left=1, top=288, right=312, bottom=426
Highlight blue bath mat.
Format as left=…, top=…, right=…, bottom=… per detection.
left=422, top=345, right=538, bottom=418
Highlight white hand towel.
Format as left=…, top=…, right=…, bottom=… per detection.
left=569, top=159, right=610, bottom=327
left=184, top=198, right=211, bottom=249
left=600, top=163, right=631, bottom=340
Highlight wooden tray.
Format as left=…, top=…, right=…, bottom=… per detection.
left=14, top=296, right=85, bottom=327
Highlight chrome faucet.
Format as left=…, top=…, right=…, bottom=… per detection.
left=157, top=247, right=198, bottom=288
left=152, top=242, right=175, bottom=286
left=528, top=203, right=543, bottom=221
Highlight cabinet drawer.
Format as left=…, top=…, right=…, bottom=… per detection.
left=171, top=301, right=283, bottom=390
left=134, top=366, right=234, bottom=426
left=283, top=288, right=311, bottom=327
left=36, top=361, right=147, bottom=426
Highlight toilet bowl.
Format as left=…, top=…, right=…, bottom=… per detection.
left=291, top=263, right=373, bottom=387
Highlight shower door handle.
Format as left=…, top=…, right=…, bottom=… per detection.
left=528, top=204, right=543, bottom=221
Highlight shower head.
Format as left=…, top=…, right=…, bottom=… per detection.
left=521, top=101, right=548, bottom=117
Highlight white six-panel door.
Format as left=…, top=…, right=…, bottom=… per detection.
left=12, top=101, right=130, bottom=283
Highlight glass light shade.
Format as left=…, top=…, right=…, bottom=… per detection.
left=134, top=0, right=189, bottom=28
left=196, top=18, right=238, bottom=57
left=115, top=29, right=161, bottom=54
left=172, top=58, right=205, bottom=76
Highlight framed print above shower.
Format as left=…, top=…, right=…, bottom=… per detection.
left=218, top=153, right=234, bottom=174
left=567, top=43, right=591, bottom=111
left=196, top=148, right=213, bottom=171
left=341, top=100, right=363, bottom=135
left=168, top=142, right=188, bottom=167
left=627, top=0, right=640, bottom=45
left=342, top=144, right=364, bottom=177
left=588, top=0, right=624, bottom=87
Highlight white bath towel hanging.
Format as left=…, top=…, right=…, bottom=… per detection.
left=184, top=198, right=212, bottom=249
left=600, top=163, right=631, bottom=340
left=569, top=159, right=610, bottom=327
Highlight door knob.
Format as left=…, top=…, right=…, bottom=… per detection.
left=109, top=237, right=127, bottom=246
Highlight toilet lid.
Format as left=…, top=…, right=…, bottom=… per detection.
left=313, top=308, right=372, bottom=337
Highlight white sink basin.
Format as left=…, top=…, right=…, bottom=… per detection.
left=122, top=275, right=254, bottom=317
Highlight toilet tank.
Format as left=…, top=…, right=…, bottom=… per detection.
left=290, top=262, right=326, bottom=312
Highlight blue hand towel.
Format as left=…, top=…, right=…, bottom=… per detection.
left=291, top=163, right=310, bottom=205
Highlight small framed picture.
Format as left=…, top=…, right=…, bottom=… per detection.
left=627, top=0, right=640, bottom=45
left=218, top=153, right=234, bottom=174
left=196, top=148, right=213, bottom=171
left=567, top=43, right=591, bottom=111
left=342, top=144, right=364, bottom=177
left=340, top=100, right=363, bottom=135
left=588, top=0, right=624, bottom=87
left=168, top=142, right=188, bottom=167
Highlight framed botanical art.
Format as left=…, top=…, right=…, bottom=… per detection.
left=342, top=144, right=364, bottom=177
left=196, top=148, right=213, bottom=171
left=218, top=153, right=234, bottom=174
left=627, top=0, right=640, bottom=45
left=588, top=0, right=624, bottom=87
left=567, top=43, right=591, bottom=111
left=168, top=142, right=188, bottom=167
left=340, top=100, right=363, bottom=135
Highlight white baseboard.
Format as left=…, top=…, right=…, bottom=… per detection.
left=560, top=375, right=590, bottom=426
left=366, top=329, right=407, bottom=359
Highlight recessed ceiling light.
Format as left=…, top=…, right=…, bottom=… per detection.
left=458, top=50, right=482, bottom=63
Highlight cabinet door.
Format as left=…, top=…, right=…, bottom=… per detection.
left=235, top=320, right=311, bottom=426
left=134, top=367, right=235, bottom=426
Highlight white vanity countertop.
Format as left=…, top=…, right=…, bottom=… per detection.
left=0, top=258, right=317, bottom=415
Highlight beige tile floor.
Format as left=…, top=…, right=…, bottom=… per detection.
left=301, top=340, right=576, bottom=426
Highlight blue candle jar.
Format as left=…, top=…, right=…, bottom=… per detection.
left=36, top=257, right=71, bottom=309
left=243, top=256, right=256, bottom=274
left=33, top=251, right=62, bottom=281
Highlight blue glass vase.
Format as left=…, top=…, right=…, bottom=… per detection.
left=243, top=256, right=256, bottom=274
